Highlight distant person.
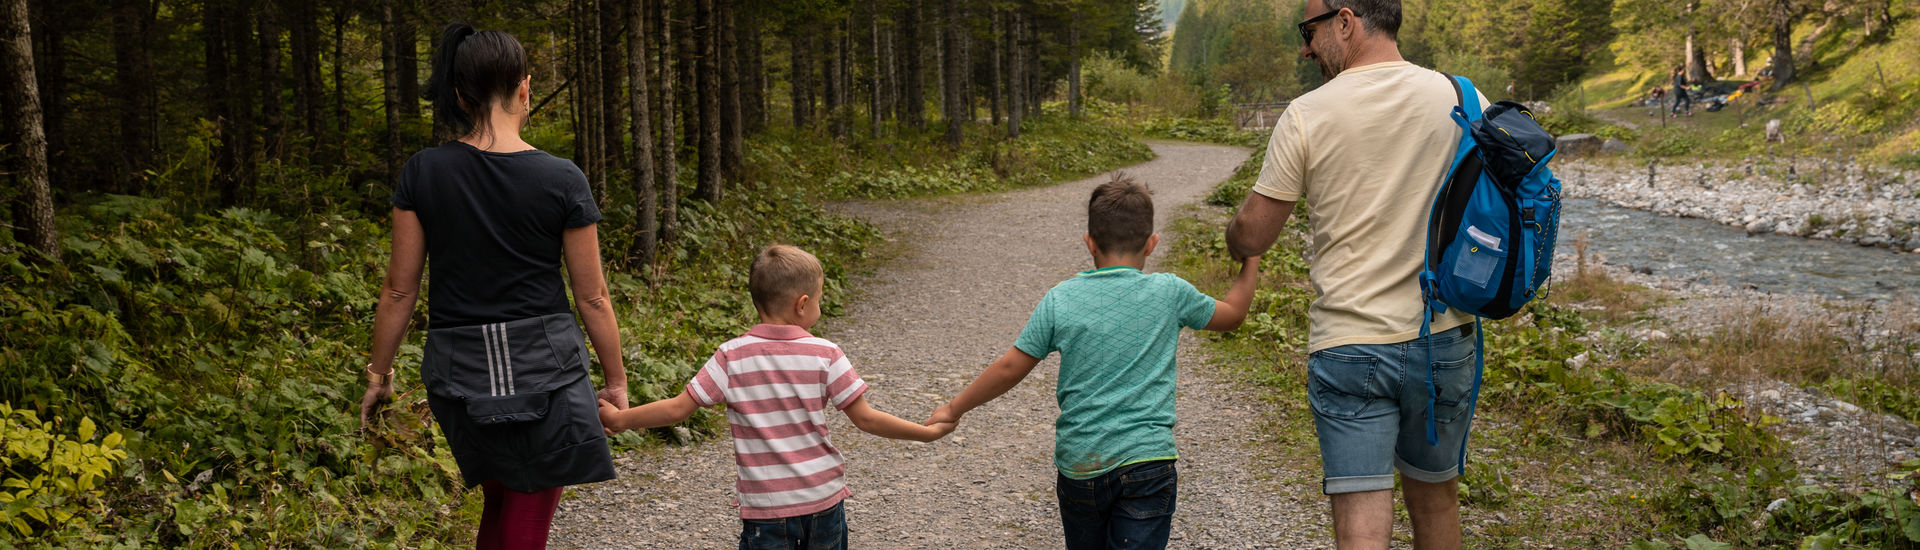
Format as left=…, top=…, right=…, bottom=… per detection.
left=1225, top=0, right=1488, bottom=547
left=930, top=175, right=1259, bottom=550
left=358, top=24, right=629, bottom=549
left=1671, top=66, right=1693, bottom=116
left=600, top=245, right=954, bottom=550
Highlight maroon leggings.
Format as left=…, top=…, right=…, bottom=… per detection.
left=476, top=479, right=564, bottom=550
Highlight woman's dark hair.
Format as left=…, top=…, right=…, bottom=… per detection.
left=423, top=24, right=529, bottom=137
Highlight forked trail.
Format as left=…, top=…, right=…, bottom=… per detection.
left=549, top=141, right=1332, bottom=548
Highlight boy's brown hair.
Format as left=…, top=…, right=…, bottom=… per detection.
left=749, top=244, right=824, bottom=313
left=1088, top=173, right=1154, bottom=255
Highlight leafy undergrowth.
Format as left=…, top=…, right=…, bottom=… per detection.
left=1164, top=154, right=1920, bottom=548
left=0, top=112, right=1155, bottom=547
left=752, top=104, right=1153, bottom=200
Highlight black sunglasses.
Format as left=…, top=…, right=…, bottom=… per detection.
left=1297, top=9, right=1347, bottom=43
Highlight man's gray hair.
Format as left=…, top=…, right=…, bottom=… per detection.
left=1323, top=0, right=1402, bottom=39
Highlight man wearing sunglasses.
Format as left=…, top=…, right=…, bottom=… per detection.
left=1224, top=1, right=1488, bottom=549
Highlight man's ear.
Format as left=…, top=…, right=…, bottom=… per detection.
left=1084, top=234, right=1101, bottom=257
left=1142, top=234, right=1159, bottom=257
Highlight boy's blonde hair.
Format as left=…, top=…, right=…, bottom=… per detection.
left=749, top=244, right=824, bottom=313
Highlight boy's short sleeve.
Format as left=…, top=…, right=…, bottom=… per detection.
left=686, top=353, right=728, bottom=407
left=1174, top=276, right=1218, bottom=331
left=561, top=162, right=602, bottom=229
left=824, top=348, right=869, bottom=410
left=1013, top=292, right=1057, bottom=360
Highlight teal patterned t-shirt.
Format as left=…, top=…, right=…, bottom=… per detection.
left=1014, top=266, right=1217, bottom=479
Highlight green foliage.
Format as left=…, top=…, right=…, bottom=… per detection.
left=1167, top=0, right=1302, bottom=103
left=1538, top=108, right=1638, bottom=142
left=1634, top=127, right=1705, bottom=158
left=753, top=112, right=1152, bottom=201
left=1085, top=51, right=1158, bottom=105
left=1653, top=459, right=1920, bottom=548
left=1202, top=149, right=1266, bottom=207
left=0, top=405, right=128, bottom=538
left=1433, top=49, right=1514, bottom=101
left=1134, top=114, right=1271, bottom=150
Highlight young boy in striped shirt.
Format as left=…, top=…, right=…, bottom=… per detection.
left=929, top=175, right=1259, bottom=549
left=598, top=244, right=953, bottom=549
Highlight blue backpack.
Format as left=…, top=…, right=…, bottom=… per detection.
left=1415, top=75, right=1562, bottom=450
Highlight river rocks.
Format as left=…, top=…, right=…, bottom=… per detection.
left=1559, top=159, right=1920, bottom=249
left=1557, top=134, right=1602, bottom=158
left=1602, top=138, right=1631, bottom=153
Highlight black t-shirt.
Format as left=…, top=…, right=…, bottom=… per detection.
left=392, top=141, right=602, bottom=329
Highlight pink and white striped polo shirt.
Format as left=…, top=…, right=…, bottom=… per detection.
left=687, top=323, right=870, bottom=519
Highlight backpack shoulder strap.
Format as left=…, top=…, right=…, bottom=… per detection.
left=1445, top=73, right=1483, bottom=122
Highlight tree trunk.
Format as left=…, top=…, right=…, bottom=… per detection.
left=719, top=0, right=742, bottom=181
left=206, top=0, right=240, bottom=205
left=395, top=6, right=419, bottom=127
left=869, top=5, right=882, bottom=138
left=381, top=2, right=405, bottom=202
left=332, top=8, right=348, bottom=160
left=942, top=0, right=964, bottom=146
left=28, top=0, right=69, bottom=192
left=676, top=2, right=696, bottom=155
left=789, top=30, right=812, bottom=129
left=600, top=0, right=625, bottom=173
left=1067, top=22, right=1081, bottom=118
left=740, top=7, right=765, bottom=134
left=259, top=4, right=286, bottom=161
left=290, top=0, right=323, bottom=139
left=1769, top=0, right=1795, bottom=91
left=628, top=0, right=658, bottom=268
left=694, top=0, right=720, bottom=203
left=900, top=1, right=924, bottom=130
left=1005, top=10, right=1022, bottom=139
left=989, top=10, right=1001, bottom=126
left=821, top=19, right=845, bottom=140
left=290, top=0, right=322, bottom=139
left=1686, top=33, right=1712, bottom=84
left=654, top=0, right=679, bottom=248
left=1026, top=15, right=1040, bottom=118
left=1731, top=36, right=1746, bottom=76
left=110, top=0, right=155, bottom=194
left=2, top=0, right=57, bottom=260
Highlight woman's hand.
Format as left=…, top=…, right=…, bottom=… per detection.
left=359, top=374, right=395, bottom=427
left=596, top=384, right=629, bottom=410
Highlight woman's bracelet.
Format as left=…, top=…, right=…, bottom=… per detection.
left=365, top=362, right=395, bottom=385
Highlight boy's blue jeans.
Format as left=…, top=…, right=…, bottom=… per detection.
left=738, top=501, right=847, bottom=550
left=1056, top=459, right=1177, bottom=550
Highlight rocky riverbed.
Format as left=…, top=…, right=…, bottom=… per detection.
left=1558, top=158, right=1920, bottom=252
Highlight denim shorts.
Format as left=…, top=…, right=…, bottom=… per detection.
left=739, top=501, right=846, bottom=550
left=1308, top=323, right=1481, bottom=495
left=1056, top=460, right=1177, bottom=550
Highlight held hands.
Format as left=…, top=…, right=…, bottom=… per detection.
left=597, top=399, right=627, bottom=436
left=919, top=403, right=959, bottom=441
left=597, top=385, right=630, bottom=410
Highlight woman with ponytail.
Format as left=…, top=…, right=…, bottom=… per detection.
left=359, top=24, right=625, bottom=548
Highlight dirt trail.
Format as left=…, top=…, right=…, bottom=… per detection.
left=549, top=142, right=1331, bottom=549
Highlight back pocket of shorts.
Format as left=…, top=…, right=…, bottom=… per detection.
left=1308, top=350, right=1388, bottom=420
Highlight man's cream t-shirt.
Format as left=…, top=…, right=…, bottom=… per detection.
left=1252, top=61, right=1480, bottom=353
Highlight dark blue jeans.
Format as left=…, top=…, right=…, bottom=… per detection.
left=1056, top=460, right=1178, bottom=550
left=738, top=501, right=847, bottom=550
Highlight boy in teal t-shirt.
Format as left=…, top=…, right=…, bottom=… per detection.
left=931, top=175, right=1258, bottom=549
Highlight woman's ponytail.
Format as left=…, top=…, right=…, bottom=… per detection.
left=424, top=23, right=527, bottom=139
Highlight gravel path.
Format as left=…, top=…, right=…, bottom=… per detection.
left=548, top=142, right=1332, bottom=548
